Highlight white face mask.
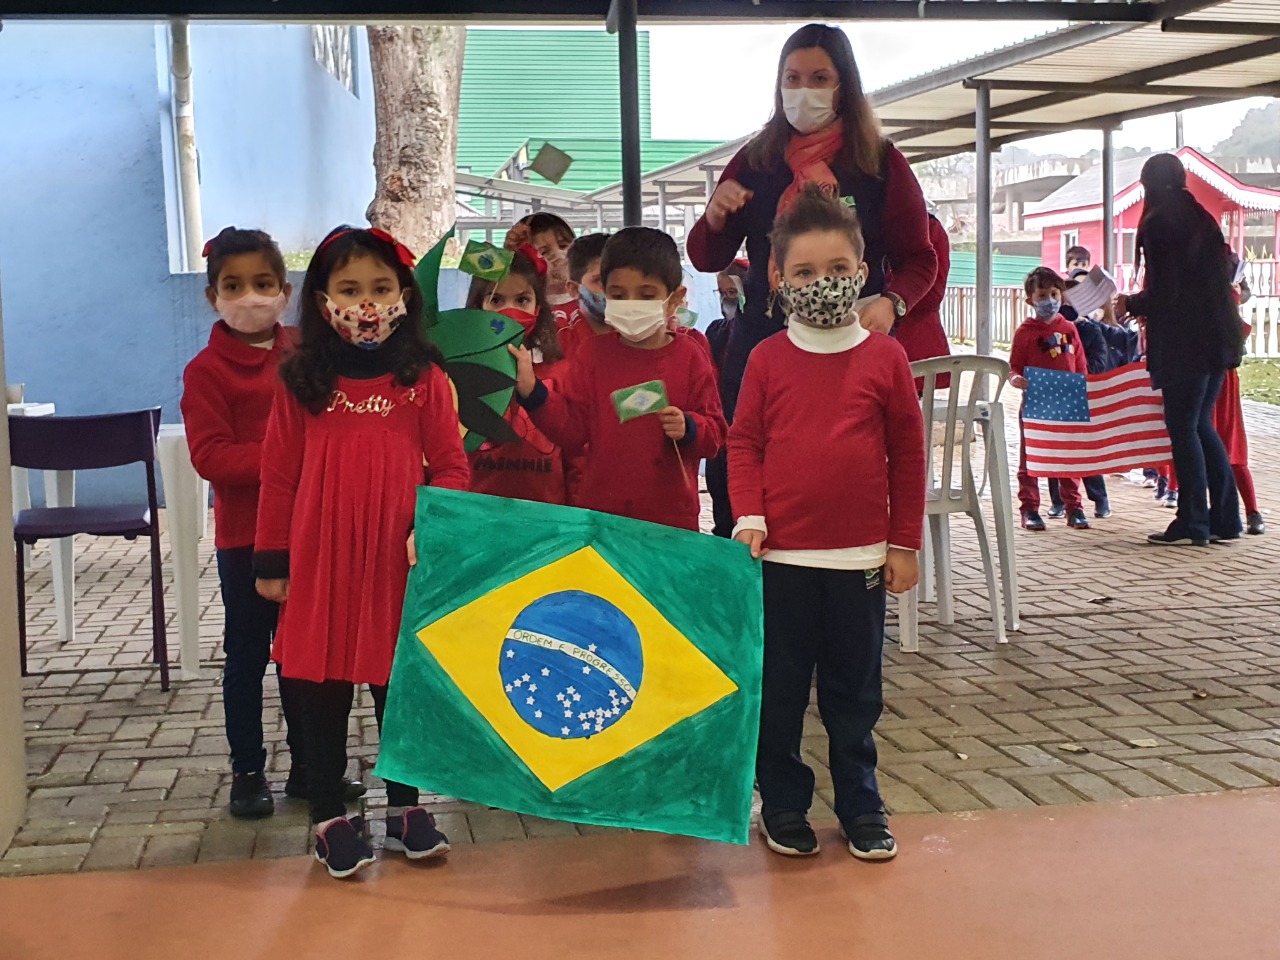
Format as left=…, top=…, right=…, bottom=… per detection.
left=782, top=86, right=838, bottom=135
left=605, top=299, right=668, bottom=343
left=216, top=291, right=287, bottom=335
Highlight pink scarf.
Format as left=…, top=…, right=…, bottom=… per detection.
left=770, top=121, right=844, bottom=291
left=776, top=120, right=844, bottom=218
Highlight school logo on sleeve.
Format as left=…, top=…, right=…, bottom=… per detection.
left=376, top=488, right=763, bottom=844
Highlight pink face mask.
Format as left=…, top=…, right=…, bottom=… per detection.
left=216, top=291, right=287, bottom=335
left=321, top=294, right=407, bottom=350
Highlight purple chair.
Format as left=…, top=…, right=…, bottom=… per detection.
left=9, top=408, right=169, bottom=690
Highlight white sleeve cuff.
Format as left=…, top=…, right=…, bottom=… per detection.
left=732, top=515, right=767, bottom=539
left=888, top=544, right=917, bottom=553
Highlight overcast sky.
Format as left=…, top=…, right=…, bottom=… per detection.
left=641, top=21, right=1266, bottom=156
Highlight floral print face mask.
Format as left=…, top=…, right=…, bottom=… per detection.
left=322, top=294, right=407, bottom=350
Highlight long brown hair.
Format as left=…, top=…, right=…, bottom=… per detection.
left=747, top=23, right=883, bottom=178
left=464, top=249, right=563, bottom=362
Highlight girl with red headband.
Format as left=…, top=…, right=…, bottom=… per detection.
left=254, top=225, right=470, bottom=879
left=462, top=246, right=570, bottom=505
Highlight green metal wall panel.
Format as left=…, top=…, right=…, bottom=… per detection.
left=458, top=29, right=652, bottom=180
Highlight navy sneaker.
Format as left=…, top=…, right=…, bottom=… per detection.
left=759, top=811, right=819, bottom=857
left=1154, top=476, right=1168, bottom=499
left=284, top=767, right=368, bottom=803
left=1046, top=504, right=1066, bottom=520
left=314, top=816, right=376, bottom=880
left=1021, top=511, right=1046, bottom=532
left=1067, top=510, right=1091, bottom=530
left=1247, top=512, right=1266, bottom=536
left=384, top=807, right=450, bottom=861
left=229, top=771, right=274, bottom=820
left=1164, top=490, right=1179, bottom=509
left=1094, top=501, right=1112, bottom=519
left=841, top=811, right=898, bottom=862
left=1147, top=530, right=1209, bottom=547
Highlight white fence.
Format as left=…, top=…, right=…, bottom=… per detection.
left=941, top=286, right=1280, bottom=358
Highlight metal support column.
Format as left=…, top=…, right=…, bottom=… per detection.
left=611, top=0, right=643, bottom=226
left=974, top=82, right=993, bottom=357
left=1102, top=127, right=1117, bottom=272
left=170, top=18, right=205, bottom=270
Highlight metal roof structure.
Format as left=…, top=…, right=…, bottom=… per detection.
left=582, top=1, right=1280, bottom=212
left=5, top=0, right=1276, bottom=23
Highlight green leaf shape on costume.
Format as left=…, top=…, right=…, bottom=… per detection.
left=430, top=307, right=525, bottom=453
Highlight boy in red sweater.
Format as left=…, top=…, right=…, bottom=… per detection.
left=560, top=232, right=610, bottom=361
left=1009, top=267, right=1091, bottom=532
left=514, top=227, right=725, bottom=531
left=729, top=188, right=925, bottom=862
left=182, top=228, right=362, bottom=820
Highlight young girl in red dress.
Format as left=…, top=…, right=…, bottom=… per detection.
left=462, top=248, right=569, bottom=505
left=254, top=226, right=470, bottom=879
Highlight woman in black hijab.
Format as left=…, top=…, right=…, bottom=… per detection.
left=1118, top=153, right=1244, bottom=546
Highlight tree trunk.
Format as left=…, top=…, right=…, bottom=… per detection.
left=366, top=25, right=466, bottom=256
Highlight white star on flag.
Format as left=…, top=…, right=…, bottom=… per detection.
left=506, top=650, right=514, bottom=659
left=561, top=727, right=570, bottom=736
left=526, top=696, right=534, bottom=705
left=534, top=710, right=542, bottom=718
left=541, top=668, right=550, bottom=676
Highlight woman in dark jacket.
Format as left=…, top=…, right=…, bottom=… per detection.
left=1118, top=153, right=1244, bottom=546
left=687, top=23, right=937, bottom=422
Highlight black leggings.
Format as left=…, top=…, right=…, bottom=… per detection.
left=279, top=678, right=418, bottom=823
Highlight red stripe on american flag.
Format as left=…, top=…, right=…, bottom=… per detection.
left=1025, top=362, right=1171, bottom=478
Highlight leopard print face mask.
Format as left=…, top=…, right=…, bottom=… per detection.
left=779, top=272, right=866, bottom=329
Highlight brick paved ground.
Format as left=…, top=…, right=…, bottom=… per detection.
left=5, top=393, right=1280, bottom=877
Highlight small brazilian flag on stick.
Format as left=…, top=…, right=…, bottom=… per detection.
left=459, top=240, right=514, bottom=283
left=377, top=488, right=764, bottom=844
left=611, top=379, right=669, bottom=423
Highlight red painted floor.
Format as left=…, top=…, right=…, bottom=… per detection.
left=4, top=789, right=1280, bottom=960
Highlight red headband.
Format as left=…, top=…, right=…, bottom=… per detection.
left=517, top=243, right=548, bottom=277
left=318, top=227, right=417, bottom=270
left=201, top=237, right=216, bottom=258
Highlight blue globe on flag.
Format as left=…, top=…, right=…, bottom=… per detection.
left=500, top=591, right=643, bottom=740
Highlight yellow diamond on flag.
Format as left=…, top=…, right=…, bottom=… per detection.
left=415, top=546, right=738, bottom=792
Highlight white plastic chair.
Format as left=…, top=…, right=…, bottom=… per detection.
left=899, top=355, right=1011, bottom=652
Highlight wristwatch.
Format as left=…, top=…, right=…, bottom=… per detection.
left=885, top=291, right=907, bottom=318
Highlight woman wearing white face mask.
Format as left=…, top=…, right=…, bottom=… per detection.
left=688, top=23, right=937, bottom=424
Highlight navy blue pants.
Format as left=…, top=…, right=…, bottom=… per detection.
left=1048, top=475, right=1109, bottom=509
left=1162, top=370, right=1240, bottom=541
left=705, top=451, right=733, bottom=539
left=218, top=547, right=303, bottom=774
left=756, top=563, right=885, bottom=825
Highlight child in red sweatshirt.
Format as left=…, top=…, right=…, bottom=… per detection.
left=1009, top=267, right=1091, bottom=532
left=514, top=227, right=725, bottom=531
left=729, top=187, right=924, bottom=863
left=182, top=228, right=364, bottom=819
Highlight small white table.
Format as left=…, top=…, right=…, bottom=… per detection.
left=9, top=402, right=75, bottom=643
left=156, top=424, right=211, bottom=681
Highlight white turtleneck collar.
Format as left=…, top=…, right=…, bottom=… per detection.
left=786, top=316, right=869, bottom=354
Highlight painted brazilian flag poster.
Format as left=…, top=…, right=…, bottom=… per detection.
left=377, top=488, right=763, bottom=844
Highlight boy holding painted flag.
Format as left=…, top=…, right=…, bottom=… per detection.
left=512, top=227, right=725, bottom=530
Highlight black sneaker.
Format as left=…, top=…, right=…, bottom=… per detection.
left=1067, top=509, right=1091, bottom=530
left=314, top=816, right=376, bottom=880
left=759, top=811, right=819, bottom=857
left=1210, top=530, right=1241, bottom=543
left=1247, top=512, right=1266, bottom=536
left=1147, top=530, right=1209, bottom=547
left=284, top=767, right=368, bottom=803
left=1046, top=504, right=1066, bottom=520
left=841, top=811, right=898, bottom=862
left=229, top=771, right=274, bottom=819
left=1094, top=502, right=1112, bottom=519
left=1020, top=511, right=1046, bottom=532
left=384, top=807, right=450, bottom=860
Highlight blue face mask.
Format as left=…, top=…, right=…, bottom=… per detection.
left=578, top=286, right=607, bottom=324
left=1034, top=298, right=1062, bottom=321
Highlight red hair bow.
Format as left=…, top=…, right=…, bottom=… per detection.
left=517, top=242, right=548, bottom=277
left=318, top=227, right=417, bottom=270
left=201, top=237, right=216, bottom=258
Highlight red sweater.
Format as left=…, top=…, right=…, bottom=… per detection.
left=728, top=331, right=926, bottom=552
left=180, top=322, right=295, bottom=550
left=526, top=333, right=726, bottom=531
left=1009, top=316, right=1088, bottom=378
left=895, top=216, right=953, bottom=368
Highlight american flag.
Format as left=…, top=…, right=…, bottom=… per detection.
left=1023, top=361, right=1171, bottom=478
